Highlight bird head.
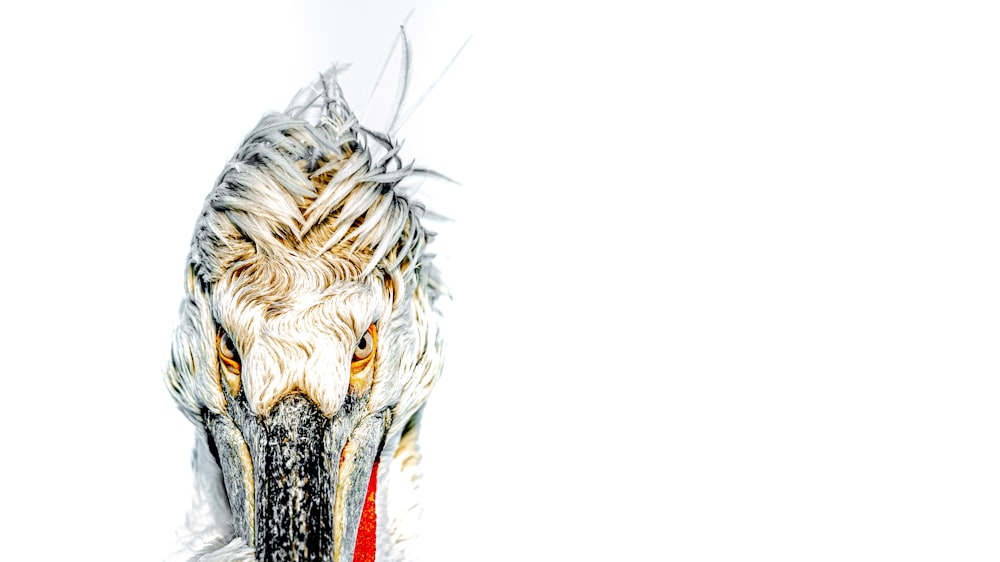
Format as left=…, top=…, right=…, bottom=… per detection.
left=165, top=69, right=445, bottom=562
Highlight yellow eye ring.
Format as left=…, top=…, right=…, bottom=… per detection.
left=218, top=329, right=241, bottom=376
left=351, top=324, right=377, bottom=374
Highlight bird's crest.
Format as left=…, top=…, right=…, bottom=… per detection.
left=191, top=66, right=434, bottom=285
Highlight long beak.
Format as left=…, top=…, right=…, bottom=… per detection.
left=208, top=394, right=389, bottom=562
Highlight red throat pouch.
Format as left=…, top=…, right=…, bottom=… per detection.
left=353, top=458, right=378, bottom=562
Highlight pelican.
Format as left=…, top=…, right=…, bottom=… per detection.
left=165, top=66, right=446, bottom=562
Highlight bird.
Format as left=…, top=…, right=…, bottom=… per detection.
left=164, top=64, right=447, bottom=562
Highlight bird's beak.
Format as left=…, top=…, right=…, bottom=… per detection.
left=207, top=394, right=389, bottom=562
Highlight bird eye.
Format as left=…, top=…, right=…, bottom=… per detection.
left=218, top=329, right=241, bottom=375
left=351, top=324, right=377, bottom=372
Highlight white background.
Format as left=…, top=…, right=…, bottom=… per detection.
left=1, top=1, right=998, bottom=560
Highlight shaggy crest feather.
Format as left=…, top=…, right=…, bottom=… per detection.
left=194, top=66, right=433, bottom=283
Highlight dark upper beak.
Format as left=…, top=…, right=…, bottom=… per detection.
left=207, top=393, right=389, bottom=562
